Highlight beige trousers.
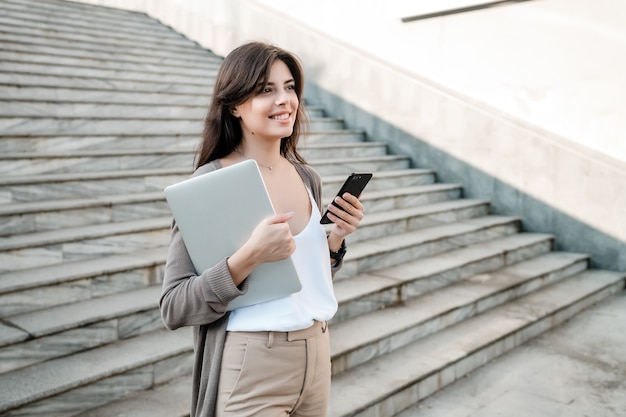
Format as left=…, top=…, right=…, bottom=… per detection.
left=216, top=320, right=331, bottom=417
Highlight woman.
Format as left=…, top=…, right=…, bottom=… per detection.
left=160, top=42, right=364, bottom=417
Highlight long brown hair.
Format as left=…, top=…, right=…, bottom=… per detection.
left=195, top=42, right=309, bottom=169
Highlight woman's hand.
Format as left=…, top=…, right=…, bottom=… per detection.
left=326, top=192, right=364, bottom=240
left=227, top=212, right=295, bottom=285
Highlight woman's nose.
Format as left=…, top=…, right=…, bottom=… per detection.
left=275, top=90, right=289, bottom=105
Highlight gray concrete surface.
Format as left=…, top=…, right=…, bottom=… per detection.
left=397, top=290, right=626, bottom=417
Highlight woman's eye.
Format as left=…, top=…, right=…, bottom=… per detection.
left=286, top=84, right=296, bottom=90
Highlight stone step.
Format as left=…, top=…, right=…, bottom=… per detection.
left=327, top=270, right=626, bottom=417
left=3, top=0, right=176, bottom=29
left=332, top=233, right=554, bottom=324
left=0, top=130, right=364, bottom=153
left=0, top=182, right=452, bottom=236
left=342, top=198, right=490, bottom=244
left=0, top=60, right=217, bottom=85
left=0, top=3, right=188, bottom=42
left=72, top=376, right=191, bottom=417
left=0, top=285, right=163, bottom=373
left=0, top=167, right=434, bottom=204
left=0, top=327, right=194, bottom=417
left=331, top=251, right=590, bottom=375
left=0, top=72, right=213, bottom=97
left=0, top=246, right=167, bottom=317
left=337, top=215, right=521, bottom=281
left=0, top=21, right=199, bottom=58
left=1, top=50, right=219, bottom=78
left=0, top=36, right=218, bottom=70
left=0, top=142, right=377, bottom=177
left=0, top=116, right=343, bottom=136
left=0, top=216, right=171, bottom=273
left=0, top=22, right=215, bottom=61
left=0, top=85, right=211, bottom=105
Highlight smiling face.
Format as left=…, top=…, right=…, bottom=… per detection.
left=232, top=59, right=299, bottom=144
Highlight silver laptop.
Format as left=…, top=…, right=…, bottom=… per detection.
left=163, top=159, right=302, bottom=310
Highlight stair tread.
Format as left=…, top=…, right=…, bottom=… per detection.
left=5, top=286, right=161, bottom=338
left=359, top=198, right=488, bottom=225
left=0, top=328, right=192, bottom=413
left=328, top=270, right=625, bottom=417
left=0, top=216, right=171, bottom=251
left=74, top=376, right=191, bottom=417
left=0, top=246, right=168, bottom=294
left=333, top=233, right=554, bottom=304
left=330, top=251, right=589, bottom=358
left=0, top=191, right=166, bottom=216
left=347, top=215, right=520, bottom=259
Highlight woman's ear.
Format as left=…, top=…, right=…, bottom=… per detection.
left=230, top=107, right=240, bottom=117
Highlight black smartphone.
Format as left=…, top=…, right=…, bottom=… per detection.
left=320, top=172, right=372, bottom=224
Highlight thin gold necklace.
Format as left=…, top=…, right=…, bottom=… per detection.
left=234, top=148, right=280, bottom=171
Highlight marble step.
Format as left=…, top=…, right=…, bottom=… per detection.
left=0, top=85, right=209, bottom=105
left=332, top=233, right=554, bottom=324
left=0, top=167, right=191, bottom=204
left=0, top=327, right=194, bottom=417
left=0, top=167, right=434, bottom=204
left=0, top=21, right=198, bottom=59
left=0, top=116, right=344, bottom=136
left=72, top=376, right=191, bottom=417
left=0, top=129, right=364, bottom=153
left=307, top=155, right=411, bottom=176
left=0, top=246, right=168, bottom=317
left=0, top=60, right=217, bottom=85
left=338, top=199, right=490, bottom=244
left=1, top=101, right=211, bottom=119
left=0, top=216, right=172, bottom=273
left=1, top=50, right=219, bottom=79
left=336, top=215, right=522, bottom=281
left=330, top=251, right=590, bottom=376
left=0, top=142, right=376, bottom=176
left=327, top=270, right=626, bottom=417
left=0, top=20, right=214, bottom=60
left=0, top=3, right=187, bottom=42
left=0, top=35, right=219, bottom=70
left=0, top=72, right=214, bottom=99
left=2, top=0, right=178, bottom=29
left=0, top=181, right=449, bottom=236
left=0, top=286, right=164, bottom=373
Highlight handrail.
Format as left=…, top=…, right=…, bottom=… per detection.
left=401, top=0, right=533, bottom=23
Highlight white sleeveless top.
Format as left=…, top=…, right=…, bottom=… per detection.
left=227, top=190, right=338, bottom=331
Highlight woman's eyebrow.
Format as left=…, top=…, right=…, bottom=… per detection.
left=266, top=78, right=295, bottom=86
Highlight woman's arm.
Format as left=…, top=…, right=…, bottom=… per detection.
left=159, top=220, right=247, bottom=330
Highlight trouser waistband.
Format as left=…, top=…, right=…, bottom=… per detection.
left=227, top=320, right=328, bottom=342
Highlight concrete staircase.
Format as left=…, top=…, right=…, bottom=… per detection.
left=0, top=0, right=623, bottom=416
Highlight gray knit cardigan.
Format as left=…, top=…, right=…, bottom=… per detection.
left=159, top=159, right=343, bottom=417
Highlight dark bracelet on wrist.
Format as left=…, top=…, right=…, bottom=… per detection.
left=329, top=239, right=347, bottom=265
